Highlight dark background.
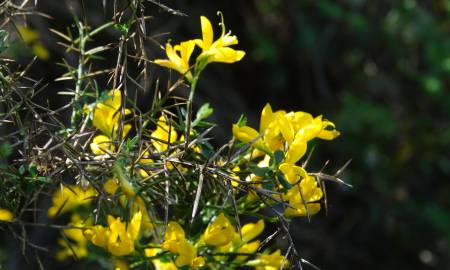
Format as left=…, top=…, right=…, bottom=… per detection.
left=4, top=0, right=450, bottom=269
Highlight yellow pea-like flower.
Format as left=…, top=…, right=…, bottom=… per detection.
left=203, top=213, right=235, bottom=247
left=92, top=90, right=132, bottom=138
left=151, top=115, right=178, bottom=153
left=154, top=40, right=196, bottom=80
left=279, top=163, right=308, bottom=185
left=195, top=15, right=245, bottom=65
left=48, top=185, right=97, bottom=218
left=84, top=211, right=142, bottom=256
left=232, top=124, right=267, bottom=151
left=241, top=219, right=265, bottom=243
left=247, top=249, right=289, bottom=270
left=161, top=222, right=203, bottom=268
left=284, top=175, right=323, bottom=217
left=235, top=240, right=260, bottom=263
left=90, top=134, right=115, bottom=155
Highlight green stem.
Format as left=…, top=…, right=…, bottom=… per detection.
left=184, top=72, right=200, bottom=150
left=71, top=20, right=86, bottom=127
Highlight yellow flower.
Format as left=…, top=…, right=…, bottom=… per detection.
left=84, top=211, right=142, bottom=256
left=92, top=90, right=132, bottom=138
left=151, top=115, right=178, bottom=153
left=154, top=40, right=196, bottom=80
left=90, top=134, right=115, bottom=155
left=233, top=219, right=265, bottom=262
left=279, top=163, right=308, bottom=185
left=235, top=240, right=260, bottom=263
left=232, top=124, right=267, bottom=151
left=161, top=222, right=203, bottom=268
left=241, top=219, right=265, bottom=243
left=0, top=208, right=14, bottom=222
left=203, top=213, right=235, bottom=246
left=56, top=214, right=90, bottom=261
left=48, top=185, right=96, bottom=218
left=284, top=175, right=323, bottom=217
left=247, top=249, right=289, bottom=270
left=195, top=15, right=245, bottom=65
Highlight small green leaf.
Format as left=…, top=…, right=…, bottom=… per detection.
left=192, top=103, right=214, bottom=127
left=236, top=115, right=247, bottom=127
left=276, top=172, right=292, bottom=189
left=114, top=23, right=129, bottom=35
left=272, top=150, right=285, bottom=166
left=0, top=143, right=12, bottom=158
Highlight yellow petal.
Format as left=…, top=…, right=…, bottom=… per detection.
left=90, top=135, right=114, bottom=155
left=276, top=114, right=295, bottom=145
left=241, top=219, right=265, bottom=243
left=200, top=16, right=214, bottom=50
left=232, top=124, right=266, bottom=150
left=279, top=163, right=307, bottom=184
left=260, top=103, right=274, bottom=132
left=284, top=138, right=307, bottom=164
left=203, top=213, right=235, bottom=246
left=0, top=208, right=14, bottom=222
left=317, top=119, right=340, bottom=140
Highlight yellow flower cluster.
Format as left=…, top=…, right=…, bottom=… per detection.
left=89, top=90, right=131, bottom=155
left=84, top=211, right=142, bottom=256
left=159, top=222, right=205, bottom=268
left=233, top=103, right=340, bottom=159
left=154, top=15, right=245, bottom=81
left=142, top=213, right=286, bottom=270
left=233, top=103, right=340, bottom=217
left=47, top=185, right=96, bottom=218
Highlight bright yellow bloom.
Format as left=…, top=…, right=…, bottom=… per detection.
left=247, top=249, right=289, bottom=270
left=284, top=175, right=323, bottom=217
left=195, top=16, right=245, bottom=64
left=151, top=115, right=178, bottom=153
left=241, top=219, right=265, bottom=243
left=232, top=124, right=267, bottom=151
left=279, top=163, right=308, bottom=185
left=161, top=222, right=203, bottom=268
left=203, top=213, right=235, bottom=246
left=235, top=240, right=260, bottom=263
left=92, top=90, right=132, bottom=138
left=90, top=134, right=115, bottom=155
left=84, top=211, right=142, bottom=256
left=48, top=185, right=96, bottom=218
left=0, top=208, right=14, bottom=222
left=102, top=177, right=153, bottom=235
left=154, top=40, right=196, bottom=80
left=233, top=104, right=340, bottom=164
left=56, top=214, right=90, bottom=261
